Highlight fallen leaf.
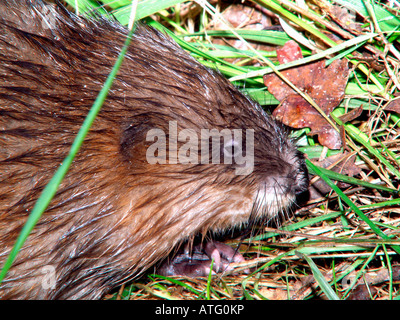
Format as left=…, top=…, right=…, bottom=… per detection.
left=264, top=40, right=349, bottom=149
left=329, top=4, right=362, bottom=32
left=347, top=284, right=376, bottom=300
left=211, top=4, right=276, bottom=64
left=385, top=98, right=400, bottom=114
left=212, top=4, right=267, bottom=30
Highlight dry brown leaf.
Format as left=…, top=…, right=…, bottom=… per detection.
left=347, top=284, right=377, bottom=300
left=264, top=40, right=349, bottom=149
left=212, top=4, right=267, bottom=30
left=330, top=5, right=361, bottom=31
left=385, top=98, right=400, bottom=114
left=211, top=4, right=275, bottom=63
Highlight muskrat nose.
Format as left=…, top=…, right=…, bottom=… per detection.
left=295, top=178, right=309, bottom=193
left=292, top=170, right=309, bottom=197
left=269, top=166, right=308, bottom=197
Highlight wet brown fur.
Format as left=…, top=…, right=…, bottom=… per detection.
left=0, top=0, right=308, bottom=299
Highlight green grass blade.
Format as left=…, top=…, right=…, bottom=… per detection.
left=257, top=0, right=386, bottom=94
left=188, top=29, right=294, bottom=47
left=146, top=19, right=264, bottom=85
left=63, top=0, right=108, bottom=16
left=296, top=251, right=340, bottom=300
left=231, top=32, right=377, bottom=82
left=330, top=113, right=400, bottom=179
left=334, top=0, right=400, bottom=35
left=306, top=163, right=398, bottom=193
left=307, top=160, right=400, bottom=256
left=206, top=258, right=214, bottom=300
left=150, top=274, right=202, bottom=296
left=112, top=0, right=188, bottom=25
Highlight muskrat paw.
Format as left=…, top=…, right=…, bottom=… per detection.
left=156, top=241, right=245, bottom=277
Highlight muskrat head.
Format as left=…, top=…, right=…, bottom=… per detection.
left=119, top=92, right=309, bottom=236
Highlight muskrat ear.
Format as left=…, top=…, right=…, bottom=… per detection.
left=120, top=118, right=155, bottom=161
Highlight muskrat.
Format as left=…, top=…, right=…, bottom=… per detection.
left=0, top=0, right=309, bottom=299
